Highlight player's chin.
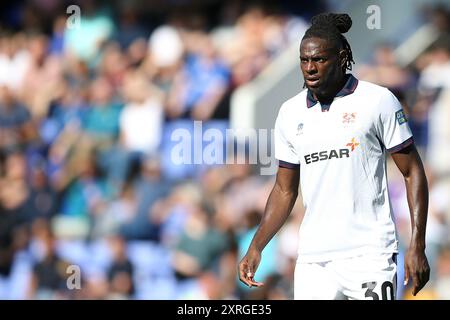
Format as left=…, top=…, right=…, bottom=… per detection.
left=305, top=83, right=321, bottom=93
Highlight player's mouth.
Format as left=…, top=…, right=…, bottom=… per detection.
left=305, top=77, right=320, bottom=87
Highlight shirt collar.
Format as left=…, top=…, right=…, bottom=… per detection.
left=306, top=74, right=359, bottom=108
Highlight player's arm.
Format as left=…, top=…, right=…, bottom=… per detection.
left=391, top=143, right=430, bottom=296
left=238, top=166, right=299, bottom=287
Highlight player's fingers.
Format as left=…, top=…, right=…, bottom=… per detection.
left=414, top=270, right=430, bottom=296
left=403, top=266, right=410, bottom=286
left=248, top=279, right=264, bottom=287
left=239, top=267, right=262, bottom=288
left=238, top=261, right=246, bottom=277
left=245, top=268, right=264, bottom=288
left=239, top=262, right=257, bottom=287
left=239, top=275, right=252, bottom=287
left=423, top=266, right=430, bottom=282
left=246, top=270, right=257, bottom=288
left=411, top=273, right=420, bottom=296
left=238, top=262, right=251, bottom=286
left=423, top=269, right=430, bottom=284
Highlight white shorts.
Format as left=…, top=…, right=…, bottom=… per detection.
left=294, top=253, right=397, bottom=300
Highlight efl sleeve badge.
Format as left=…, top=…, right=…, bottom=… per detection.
left=395, top=110, right=407, bottom=125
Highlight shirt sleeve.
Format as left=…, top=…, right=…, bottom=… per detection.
left=274, top=106, right=300, bottom=168
left=376, top=89, right=414, bottom=153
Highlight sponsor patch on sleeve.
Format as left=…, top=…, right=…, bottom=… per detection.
left=396, top=109, right=407, bottom=125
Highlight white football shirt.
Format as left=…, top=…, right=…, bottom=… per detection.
left=274, top=74, right=413, bottom=262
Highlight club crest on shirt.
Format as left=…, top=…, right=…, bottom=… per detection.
left=296, top=123, right=304, bottom=135
left=342, top=112, right=356, bottom=124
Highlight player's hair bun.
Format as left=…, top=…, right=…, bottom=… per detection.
left=311, top=13, right=352, bottom=34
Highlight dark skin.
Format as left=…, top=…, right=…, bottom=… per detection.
left=391, top=144, right=430, bottom=295
left=238, top=37, right=430, bottom=297
left=300, top=37, right=347, bottom=103
left=238, top=166, right=299, bottom=288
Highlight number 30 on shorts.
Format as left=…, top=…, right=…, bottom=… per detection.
left=362, top=281, right=395, bottom=300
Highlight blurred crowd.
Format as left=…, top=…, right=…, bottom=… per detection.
left=0, top=0, right=449, bottom=300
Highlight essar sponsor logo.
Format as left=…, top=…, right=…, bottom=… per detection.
left=304, top=149, right=350, bottom=164
left=304, top=138, right=359, bottom=164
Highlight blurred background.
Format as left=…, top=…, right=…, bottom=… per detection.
left=0, top=0, right=449, bottom=300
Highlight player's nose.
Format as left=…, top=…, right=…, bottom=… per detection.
left=305, top=61, right=317, bottom=74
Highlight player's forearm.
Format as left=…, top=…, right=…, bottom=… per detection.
left=249, top=183, right=297, bottom=253
left=404, top=165, right=429, bottom=251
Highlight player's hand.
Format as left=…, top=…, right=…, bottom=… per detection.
left=404, top=247, right=430, bottom=296
left=238, top=248, right=264, bottom=288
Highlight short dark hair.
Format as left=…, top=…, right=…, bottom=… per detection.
left=302, top=13, right=355, bottom=71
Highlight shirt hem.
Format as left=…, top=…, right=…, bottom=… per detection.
left=296, top=247, right=399, bottom=263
